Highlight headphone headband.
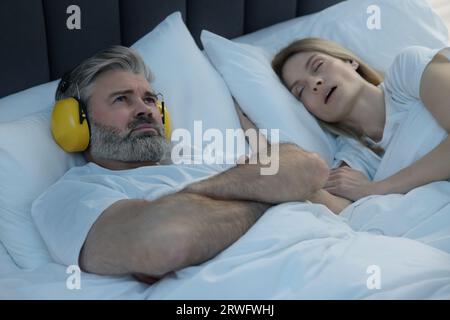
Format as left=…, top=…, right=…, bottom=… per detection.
left=57, top=70, right=75, bottom=94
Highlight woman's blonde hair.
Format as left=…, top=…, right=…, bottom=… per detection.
left=272, top=37, right=384, bottom=155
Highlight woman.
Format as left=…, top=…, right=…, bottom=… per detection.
left=238, top=37, right=450, bottom=213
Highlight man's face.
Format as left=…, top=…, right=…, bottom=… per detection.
left=86, top=69, right=170, bottom=163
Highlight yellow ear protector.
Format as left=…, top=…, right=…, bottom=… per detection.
left=51, top=75, right=171, bottom=153
left=155, top=93, right=171, bottom=142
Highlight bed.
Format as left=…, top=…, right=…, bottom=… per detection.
left=1, top=0, right=450, bottom=299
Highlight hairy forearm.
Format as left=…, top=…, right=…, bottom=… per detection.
left=184, top=161, right=266, bottom=202
left=81, top=193, right=270, bottom=278
left=376, top=136, right=450, bottom=194
left=130, top=192, right=270, bottom=277
left=184, top=144, right=329, bottom=204
left=174, top=193, right=271, bottom=270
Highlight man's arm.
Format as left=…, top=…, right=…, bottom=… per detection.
left=79, top=193, right=270, bottom=279
left=233, top=102, right=330, bottom=204
left=185, top=143, right=329, bottom=204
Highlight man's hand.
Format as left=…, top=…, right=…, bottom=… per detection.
left=324, top=166, right=376, bottom=201
left=250, top=143, right=330, bottom=203
left=185, top=143, right=330, bottom=204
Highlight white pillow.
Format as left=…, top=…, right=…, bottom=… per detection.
left=234, top=0, right=449, bottom=70
left=202, top=31, right=336, bottom=164
left=202, top=0, right=449, bottom=166
left=1, top=12, right=244, bottom=153
left=0, top=12, right=243, bottom=268
left=132, top=12, right=245, bottom=160
left=0, top=80, right=59, bottom=123
left=0, top=112, right=85, bottom=268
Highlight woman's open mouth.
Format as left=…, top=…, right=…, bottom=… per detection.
left=325, top=86, right=337, bottom=104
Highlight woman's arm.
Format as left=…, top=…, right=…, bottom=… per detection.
left=420, top=49, right=450, bottom=131
left=375, top=49, right=450, bottom=194
left=373, top=139, right=450, bottom=195
left=326, top=49, right=450, bottom=200
left=309, top=189, right=352, bottom=214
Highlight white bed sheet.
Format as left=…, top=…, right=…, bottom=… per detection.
left=1, top=181, right=450, bottom=299
left=0, top=240, right=155, bottom=299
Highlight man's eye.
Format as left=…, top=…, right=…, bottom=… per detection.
left=114, top=95, right=127, bottom=103
left=144, top=97, right=157, bottom=105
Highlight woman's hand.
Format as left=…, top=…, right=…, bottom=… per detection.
left=324, top=166, right=379, bottom=201
left=309, top=189, right=352, bottom=215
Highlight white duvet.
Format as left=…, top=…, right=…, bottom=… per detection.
left=1, top=180, right=450, bottom=299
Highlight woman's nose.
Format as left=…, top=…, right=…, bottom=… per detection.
left=312, top=80, right=323, bottom=92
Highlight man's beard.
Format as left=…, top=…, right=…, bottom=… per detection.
left=89, top=116, right=171, bottom=163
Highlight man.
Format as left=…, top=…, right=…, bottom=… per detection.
left=32, top=46, right=329, bottom=283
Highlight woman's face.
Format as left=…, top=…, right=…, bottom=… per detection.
left=281, top=51, right=363, bottom=123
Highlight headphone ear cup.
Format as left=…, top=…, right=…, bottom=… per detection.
left=157, top=101, right=171, bottom=140
left=51, top=97, right=90, bottom=152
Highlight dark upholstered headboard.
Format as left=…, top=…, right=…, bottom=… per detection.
left=0, top=0, right=344, bottom=98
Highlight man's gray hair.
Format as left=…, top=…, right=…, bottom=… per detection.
left=55, top=45, right=153, bottom=109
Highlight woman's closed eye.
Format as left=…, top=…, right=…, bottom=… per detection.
left=293, top=85, right=304, bottom=100
left=314, top=60, right=324, bottom=72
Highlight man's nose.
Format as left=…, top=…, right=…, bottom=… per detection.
left=133, top=99, right=155, bottom=118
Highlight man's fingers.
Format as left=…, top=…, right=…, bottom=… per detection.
left=324, top=186, right=340, bottom=196
left=331, top=166, right=354, bottom=174
left=330, top=167, right=346, bottom=174
left=325, top=186, right=351, bottom=199
left=328, top=172, right=347, bottom=181
left=324, top=179, right=339, bottom=188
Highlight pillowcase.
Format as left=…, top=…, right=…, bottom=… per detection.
left=0, top=11, right=243, bottom=268
left=132, top=12, right=245, bottom=161
left=234, top=0, right=449, bottom=70
left=0, top=80, right=59, bottom=123
left=0, top=112, right=85, bottom=268
left=202, top=0, right=449, bottom=166
left=202, top=31, right=336, bottom=164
